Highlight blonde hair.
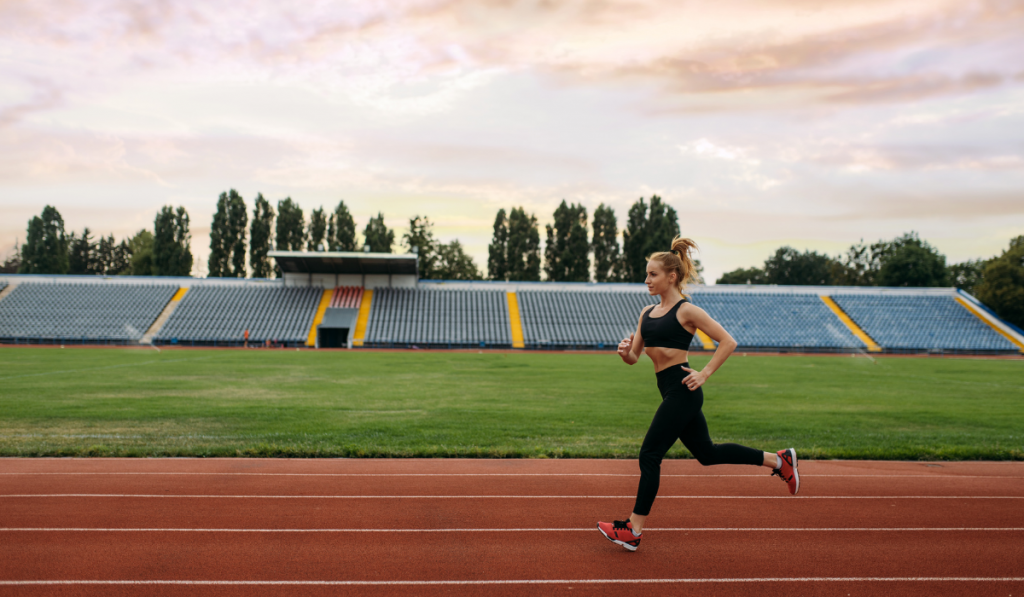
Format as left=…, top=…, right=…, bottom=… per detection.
left=648, top=236, right=700, bottom=294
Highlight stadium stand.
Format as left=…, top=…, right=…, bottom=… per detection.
left=518, top=290, right=865, bottom=351
left=692, top=292, right=865, bottom=351
left=518, top=290, right=673, bottom=350
left=329, top=286, right=363, bottom=309
left=833, top=294, right=1018, bottom=353
left=0, top=282, right=176, bottom=343
left=364, top=287, right=511, bottom=348
left=155, top=285, right=322, bottom=346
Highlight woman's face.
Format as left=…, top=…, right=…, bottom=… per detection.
left=645, top=260, right=676, bottom=296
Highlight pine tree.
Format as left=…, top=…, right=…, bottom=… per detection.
left=19, top=205, right=69, bottom=274
left=208, top=193, right=230, bottom=277
left=68, top=228, right=97, bottom=275
left=363, top=212, right=394, bottom=253
left=327, top=200, right=358, bottom=251
left=544, top=201, right=589, bottom=282
left=153, top=206, right=192, bottom=276
left=434, top=239, right=482, bottom=280
left=228, top=190, right=247, bottom=276
left=307, top=207, right=327, bottom=251
left=591, top=203, right=620, bottom=283
left=250, top=194, right=275, bottom=278
left=128, top=230, right=154, bottom=276
left=275, top=198, right=305, bottom=251
left=507, top=207, right=541, bottom=281
left=620, top=195, right=680, bottom=282
left=487, top=209, right=509, bottom=281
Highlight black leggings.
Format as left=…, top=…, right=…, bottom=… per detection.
left=633, top=363, right=763, bottom=516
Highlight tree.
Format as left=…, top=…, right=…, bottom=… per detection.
left=831, top=239, right=887, bottom=286
left=403, top=215, right=438, bottom=278
left=275, top=198, right=305, bottom=251
left=620, top=195, right=680, bottom=282
left=434, top=240, right=482, bottom=280
left=762, top=247, right=836, bottom=285
left=947, top=258, right=990, bottom=295
left=544, top=200, right=590, bottom=282
left=67, top=228, right=97, bottom=275
left=209, top=190, right=248, bottom=277
left=0, top=240, right=20, bottom=274
left=876, top=232, right=947, bottom=287
left=973, top=236, right=1024, bottom=328
left=327, top=200, right=358, bottom=251
left=228, top=191, right=247, bottom=276
left=487, top=209, right=509, bottom=281
left=307, top=207, right=327, bottom=251
left=153, top=206, right=193, bottom=276
left=128, top=230, right=154, bottom=276
left=363, top=212, right=394, bottom=253
left=108, top=237, right=133, bottom=275
left=19, top=205, right=69, bottom=274
left=716, top=267, right=766, bottom=285
left=591, top=203, right=620, bottom=283
left=507, top=207, right=541, bottom=281
left=250, top=194, right=275, bottom=278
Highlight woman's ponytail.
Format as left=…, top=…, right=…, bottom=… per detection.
left=650, top=236, right=700, bottom=294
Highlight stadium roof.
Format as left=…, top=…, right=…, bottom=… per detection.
left=269, top=251, right=419, bottom=276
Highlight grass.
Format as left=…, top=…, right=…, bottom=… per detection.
left=0, top=346, right=1021, bottom=459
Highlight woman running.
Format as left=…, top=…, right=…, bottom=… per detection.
left=597, top=237, right=799, bottom=552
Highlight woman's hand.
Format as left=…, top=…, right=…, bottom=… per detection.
left=618, top=334, right=634, bottom=361
left=681, top=366, right=708, bottom=391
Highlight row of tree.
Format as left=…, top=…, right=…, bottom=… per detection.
left=487, top=195, right=697, bottom=283
left=13, top=205, right=192, bottom=277
left=717, top=233, right=1024, bottom=327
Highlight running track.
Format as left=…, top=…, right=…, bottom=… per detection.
left=1, top=459, right=1022, bottom=596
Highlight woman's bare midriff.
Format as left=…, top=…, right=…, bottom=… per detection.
left=645, top=346, right=690, bottom=372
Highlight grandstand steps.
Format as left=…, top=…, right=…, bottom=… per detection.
left=0, top=281, right=17, bottom=303
left=820, top=296, right=882, bottom=352
left=140, top=288, right=187, bottom=345
left=954, top=296, right=1024, bottom=353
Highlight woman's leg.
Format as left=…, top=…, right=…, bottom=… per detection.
left=630, top=392, right=703, bottom=532
left=679, top=409, right=764, bottom=467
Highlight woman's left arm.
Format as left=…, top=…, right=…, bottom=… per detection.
left=679, top=304, right=738, bottom=391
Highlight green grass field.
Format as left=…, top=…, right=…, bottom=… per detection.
left=0, top=346, right=1021, bottom=460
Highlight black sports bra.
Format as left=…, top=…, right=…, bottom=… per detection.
left=641, top=299, right=695, bottom=350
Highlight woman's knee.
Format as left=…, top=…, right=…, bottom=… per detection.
left=638, top=446, right=664, bottom=471
left=690, top=445, right=720, bottom=466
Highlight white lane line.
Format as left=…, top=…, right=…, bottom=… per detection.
left=2, top=494, right=1023, bottom=499
left=1, top=578, right=1022, bottom=586
left=0, top=472, right=1018, bottom=479
left=2, top=527, right=1021, bottom=533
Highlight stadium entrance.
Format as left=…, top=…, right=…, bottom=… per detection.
left=317, top=307, right=359, bottom=348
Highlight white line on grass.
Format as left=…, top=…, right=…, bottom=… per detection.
left=1, top=472, right=1019, bottom=479
left=3, top=494, right=1022, bottom=499
left=1, top=578, right=1022, bottom=586
left=1, top=527, right=1021, bottom=533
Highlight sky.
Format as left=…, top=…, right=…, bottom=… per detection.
left=1, top=0, right=1022, bottom=283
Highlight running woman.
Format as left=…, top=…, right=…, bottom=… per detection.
left=597, top=237, right=799, bottom=552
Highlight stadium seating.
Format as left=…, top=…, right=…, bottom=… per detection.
left=692, top=292, right=865, bottom=350
left=518, top=291, right=865, bottom=350
left=330, top=286, right=363, bottom=309
left=833, top=294, right=1017, bottom=352
left=518, top=290, right=673, bottom=349
left=0, top=282, right=176, bottom=342
left=155, top=285, right=322, bottom=345
left=364, top=288, right=511, bottom=347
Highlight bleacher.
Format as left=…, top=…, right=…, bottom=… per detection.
left=518, top=290, right=670, bottom=349
left=363, top=287, right=510, bottom=348
left=693, top=292, right=865, bottom=350
left=155, top=285, right=322, bottom=346
left=0, top=282, right=176, bottom=343
left=834, top=294, right=1018, bottom=352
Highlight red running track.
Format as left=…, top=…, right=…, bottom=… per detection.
left=1, top=458, right=1022, bottom=597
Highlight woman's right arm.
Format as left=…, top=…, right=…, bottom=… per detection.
left=618, top=309, right=648, bottom=365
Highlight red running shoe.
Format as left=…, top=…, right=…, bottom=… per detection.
left=772, top=448, right=799, bottom=494
left=597, top=519, right=641, bottom=551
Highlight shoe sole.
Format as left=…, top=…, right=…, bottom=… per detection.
left=789, top=448, right=800, bottom=495
left=597, top=524, right=639, bottom=552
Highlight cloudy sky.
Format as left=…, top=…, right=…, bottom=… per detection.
left=2, top=0, right=1022, bottom=282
